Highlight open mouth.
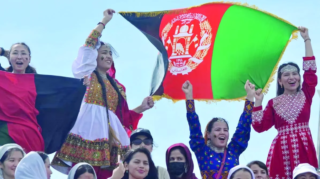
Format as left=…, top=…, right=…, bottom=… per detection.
left=218, top=136, right=225, bottom=141
left=288, top=81, right=296, bottom=86
left=16, top=62, right=23, bottom=65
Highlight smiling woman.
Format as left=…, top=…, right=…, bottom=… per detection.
left=181, top=80, right=255, bottom=179
left=251, top=27, right=318, bottom=179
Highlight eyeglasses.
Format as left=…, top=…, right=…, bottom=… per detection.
left=132, top=139, right=153, bottom=146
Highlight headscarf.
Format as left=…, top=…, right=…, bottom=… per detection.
left=15, top=151, right=47, bottom=179
left=0, top=143, right=25, bottom=179
left=293, top=163, right=320, bottom=179
left=227, top=165, right=255, bottom=179
left=68, top=162, right=97, bottom=179
left=166, top=143, right=198, bottom=179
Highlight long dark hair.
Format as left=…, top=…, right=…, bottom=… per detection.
left=122, top=148, right=158, bottom=179
left=0, top=148, right=24, bottom=163
left=247, top=160, right=269, bottom=176
left=168, top=146, right=188, bottom=179
left=204, top=117, right=229, bottom=144
left=74, top=164, right=95, bottom=179
left=7, top=42, right=37, bottom=73
left=36, top=152, right=48, bottom=163
left=277, top=62, right=300, bottom=96
left=93, top=42, right=123, bottom=144
left=230, top=168, right=253, bottom=179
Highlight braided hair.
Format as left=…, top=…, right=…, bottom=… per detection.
left=93, top=70, right=123, bottom=145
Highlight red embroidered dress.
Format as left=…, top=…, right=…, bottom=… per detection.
left=252, top=56, right=318, bottom=179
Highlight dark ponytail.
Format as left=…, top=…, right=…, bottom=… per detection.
left=93, top=70, right=121, bottom=145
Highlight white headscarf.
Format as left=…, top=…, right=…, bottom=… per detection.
left=68, top=162, right=97, bottom=179
left=293, top=163, right=320, bottom=179
left=227, top=165, right=255, bottom=179
left=0, top=144, right=25, bottom=179
left=15, top=151, right=47, bottom=179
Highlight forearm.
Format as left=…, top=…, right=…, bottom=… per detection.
left=94, top=17, right=110, bottom=35
left=132, top=105, right=144, bottom=114
left=305, top=39, right=313, bottom=57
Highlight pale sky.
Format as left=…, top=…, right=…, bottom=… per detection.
left=0, top=0, right=319, bottom=178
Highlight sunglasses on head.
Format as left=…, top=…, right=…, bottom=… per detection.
left=132, top=138, right=153, bottom=146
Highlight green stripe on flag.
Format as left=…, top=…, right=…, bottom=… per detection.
left=210, top=5, right=297, bottom=99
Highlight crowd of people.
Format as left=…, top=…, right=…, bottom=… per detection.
left=0, top=8, right=318, bottom=179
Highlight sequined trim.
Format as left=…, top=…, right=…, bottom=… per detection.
left=84, top=30, right=101, bottom=48
left=56, top=133, right=129, bottom=167
left=252, top=110, right=263, bottom=124
left=303, top=60, right=317, bottom=71
left=201, top=170, right=228, bottom=179
left=84, top=73, right=119, bottom=113
left=186, top=100, right=195, bottom=113
left=273, top=91, right=306, bottom=124
left=277, top=122, right=309, bottom=135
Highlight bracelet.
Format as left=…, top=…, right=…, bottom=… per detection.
left=98, top=22, right=106, bottom=29
left=304, top=38, right=311, bottom=42
left=0, top=47, right=5, bottom=56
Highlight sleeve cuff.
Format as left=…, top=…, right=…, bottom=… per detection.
left=303, top=56, right=315, bottom=61
left=253, top=106, right=262, bottom=112
left=186, top=100, right=195, bottom=113
left=84, top=30, right=101, bottom=48
left=244, top=100, right=254, bottom=113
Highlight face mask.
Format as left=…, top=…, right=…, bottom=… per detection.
left=168, top=162, right=186, bottom=176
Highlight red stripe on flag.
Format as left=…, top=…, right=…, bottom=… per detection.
left=159, top=4, right=232, bottom=99
left=0, top=71, right=44, bottom=152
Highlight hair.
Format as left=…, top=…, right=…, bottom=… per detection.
left=230, top=168, right=253, bottom=179
left=36, top=152, right=49, bottom=163
left=169, top=146, right=188, bottom=179
left=247, top=160, right=269, bottom=176
left=74, top=164, right=95, bottom=179
left=0, top=148, right=24, bottom=164
left=122, top=148, right=158, bottom=179
left=7, top=42, right=37, bottom=73
left=204, top=117, right=229, bottom=144
left=277, top=62, right=301, bottom=96
left=93, top=41, right=123, bottom=145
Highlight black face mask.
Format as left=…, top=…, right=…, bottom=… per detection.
left=168, top=162, right=186, bottom=176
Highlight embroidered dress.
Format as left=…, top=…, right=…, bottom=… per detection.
left=252, top=56, right=318, bottom=179
left=186, top=99, right=253, bottom=179
left=52, top=30, right=143, bottom=174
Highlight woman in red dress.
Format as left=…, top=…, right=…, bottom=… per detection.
left=252, top=27, right=317, bottom=179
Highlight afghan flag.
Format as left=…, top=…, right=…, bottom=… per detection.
left=120, top=2, right=298, bottom=101
left=0, top=71, right=86, bottom=154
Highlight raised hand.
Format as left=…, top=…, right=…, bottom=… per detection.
left=182, top=80, right=193, bottom=100
left=254, top=88, right=264, bottom=107
left=244, top=80, right=255, bottom=102
left=110, top=155, right=125, bottom=179
left=298, top=26, right=310, bottom=41
left=83, top=75, right=90, bottom=87
left=140, top=96, right=154, bottom=111
left=102, top=9, right=115, bottom=24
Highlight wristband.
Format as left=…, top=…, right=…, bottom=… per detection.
left=304, top=38, right=311, bottom=42
left=98, top=22, right=106, bottom=29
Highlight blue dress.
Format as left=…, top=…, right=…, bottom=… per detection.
left=186, top=99, right=253, bottom=179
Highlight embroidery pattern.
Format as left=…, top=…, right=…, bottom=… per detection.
left=280, top=135, right=291, bottom=178
left=290, top=134, right=300, bottom=166
left=84, top=73, right=119, bottom=112
left=252, top=110, right=263, bottom=124
left=273, top=91, right=306, bottom=124
left=84, top=30, right=101, bottom=48
left=266, top=135, right=279, bottom=173
left=303, top=60, right=317, bottom=71
left=56, top=133, right=129, bottom=167
left=277, top=122, right=309, bottom=135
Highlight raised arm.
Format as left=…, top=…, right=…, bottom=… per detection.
left=251, top=89, right=275, bottom=132
left=0, top=47, right=9, bottom=71
left=182, top=80, right=206, bottom=153
left=72, top=9, right=115, bottom=78
left=299, top=27, right=317, bottom=102
left=228, top=80, right=255, bottom=155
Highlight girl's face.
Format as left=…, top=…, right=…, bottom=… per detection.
left=125, top=152, right=150, bottom=179
left=44, top=158, right=52, bottom=179
left=9, top=44, right=30, bottom=73
left=250, top=164, right=269, bottom=179
left=0, top=150, right=23, bottom=178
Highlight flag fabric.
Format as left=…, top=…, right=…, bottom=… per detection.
left=120, top=2, right=298, bottom=101
left=0, top=71, right=86, bottom=154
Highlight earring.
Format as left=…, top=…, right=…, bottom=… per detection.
left=125, top=170, right=129, bottom=174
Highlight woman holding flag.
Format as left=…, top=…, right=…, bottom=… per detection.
left=52, top=9, right=154, bottom=179
left=252, top=27, right=317, bottom=179
left=181, top=80, right=255, bottom=179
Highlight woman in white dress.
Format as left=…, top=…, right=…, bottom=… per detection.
left=52, top=9, right=154, bottom=179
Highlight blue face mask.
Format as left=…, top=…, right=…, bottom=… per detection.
left=168, top=162, right=186, bottom=176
